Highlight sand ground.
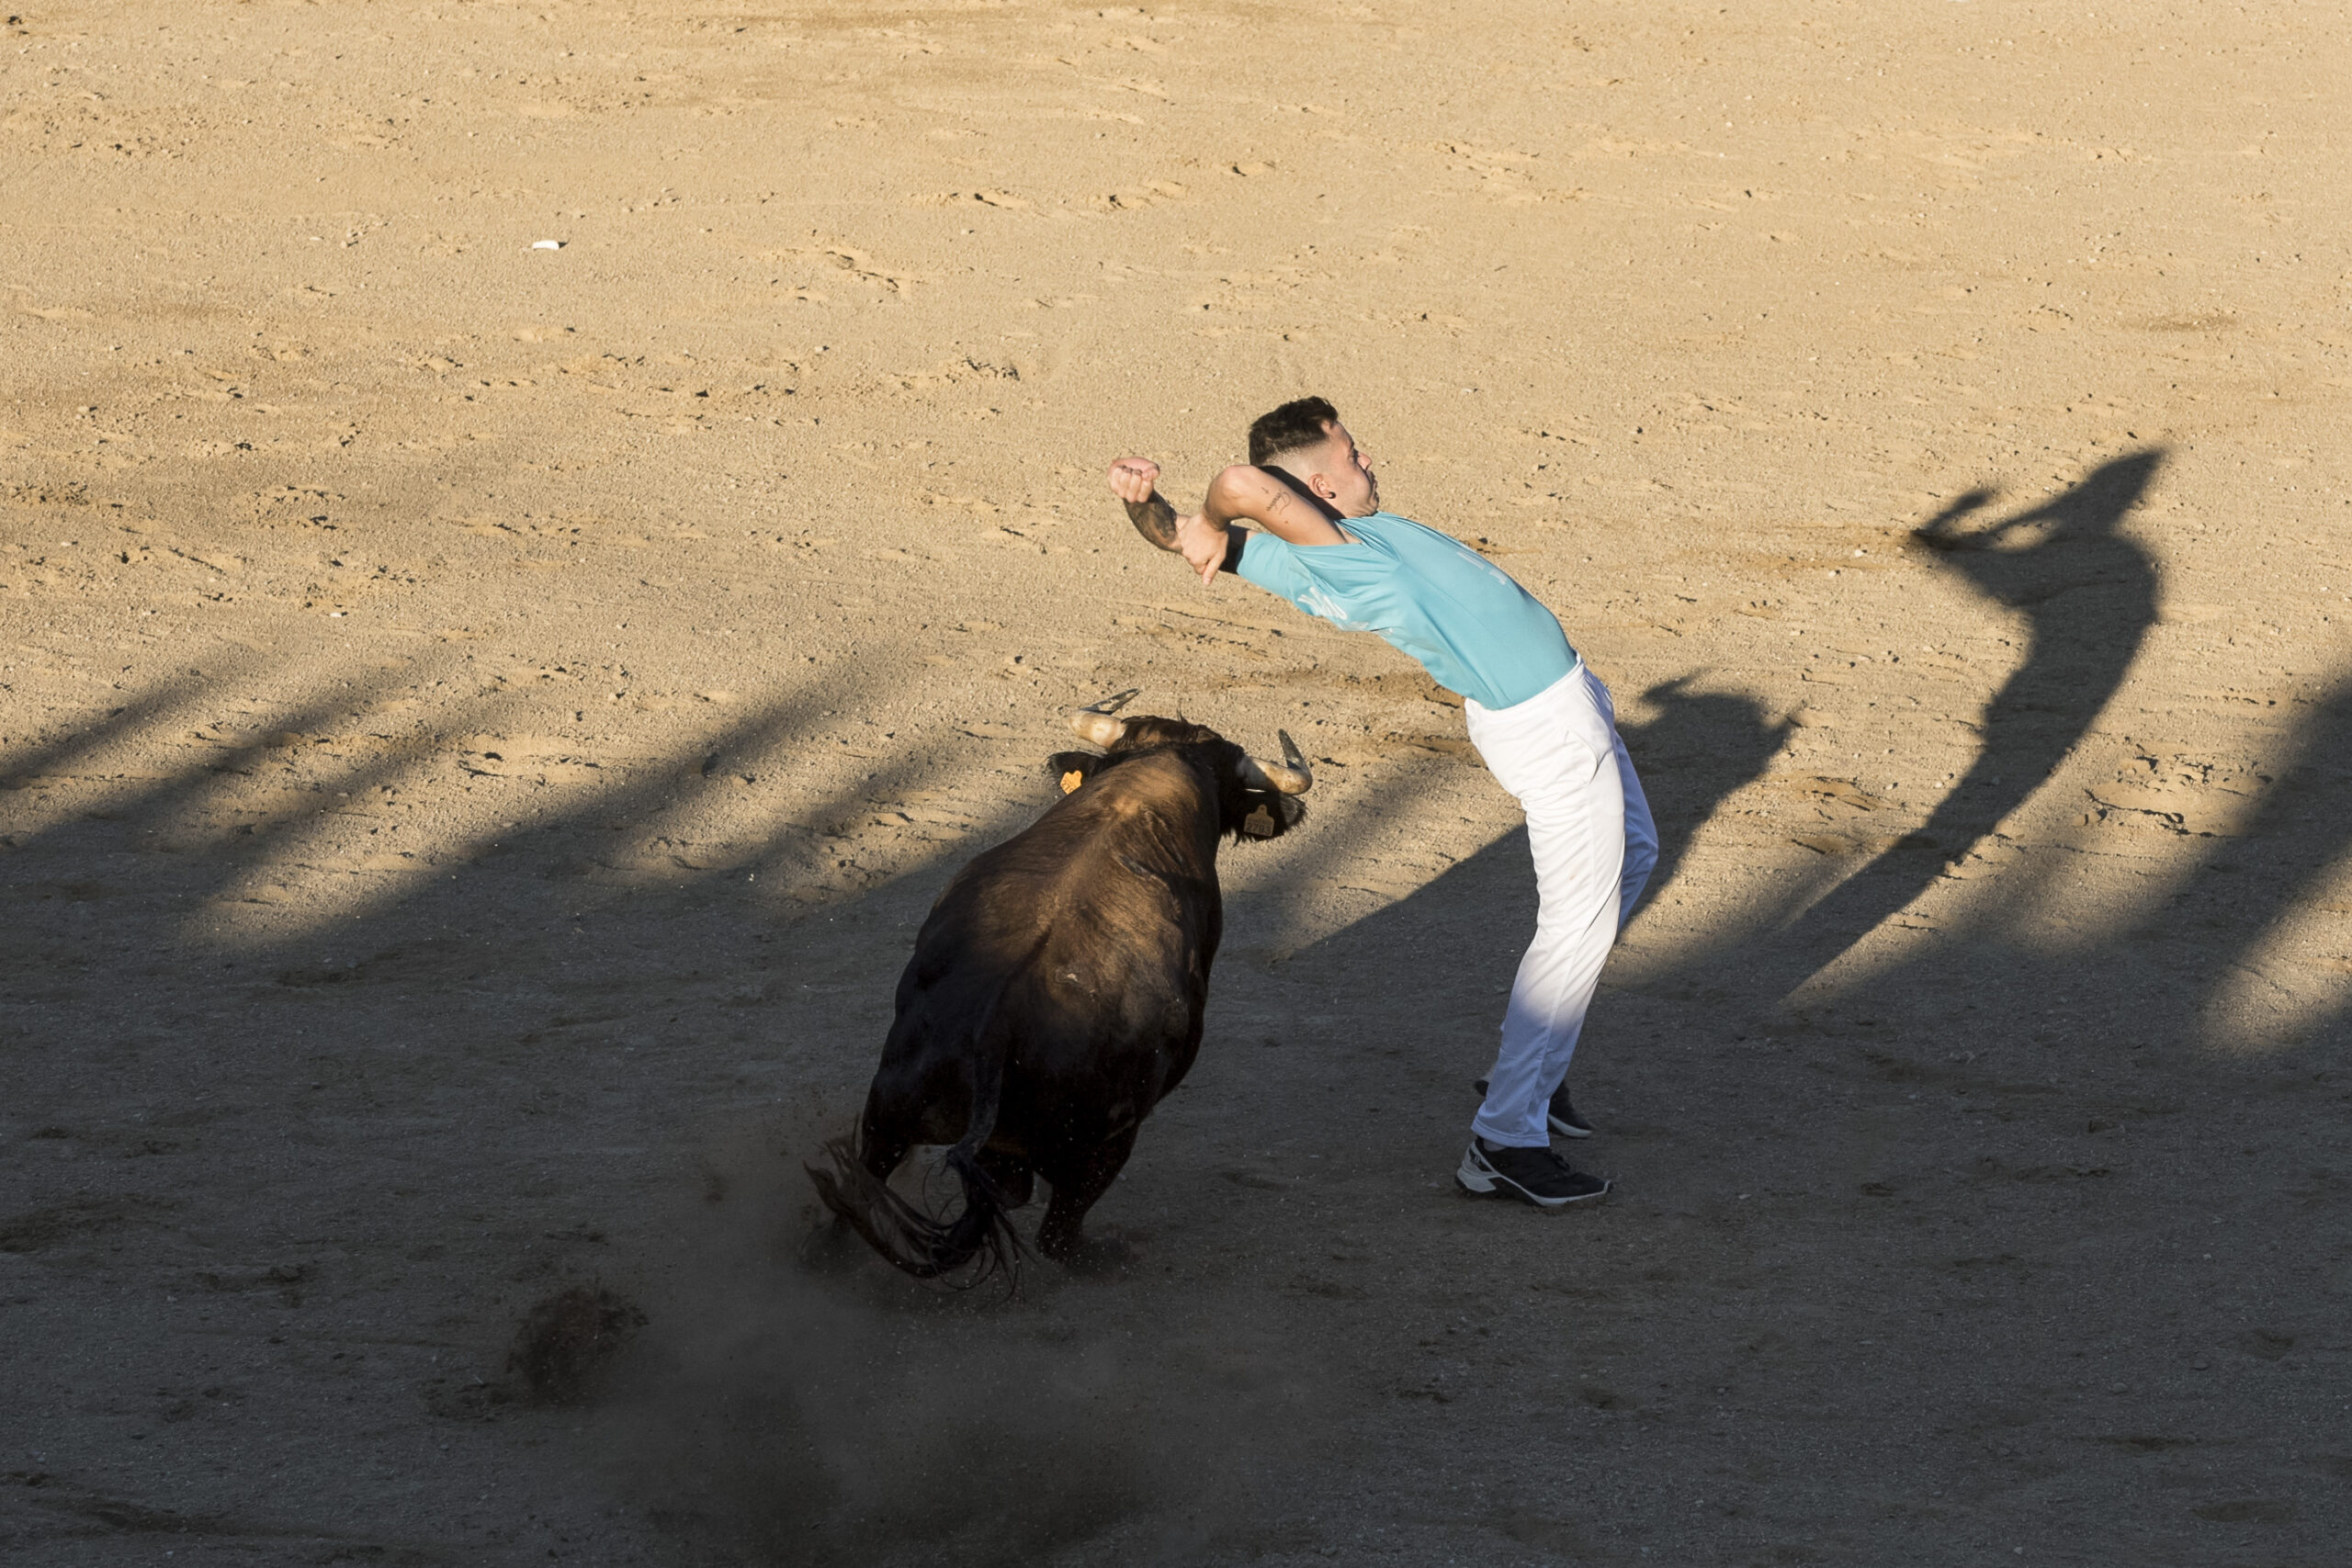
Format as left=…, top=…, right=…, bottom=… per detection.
left=4, top=2, right=2349, bottom=1562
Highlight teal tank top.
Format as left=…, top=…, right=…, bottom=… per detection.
left=1234, top=511, right=1575, bottom=711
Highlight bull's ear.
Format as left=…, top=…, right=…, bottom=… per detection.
left=1045, top=750, right=1102, bottom=795
left=1237, top=795, right=1306, bottom=840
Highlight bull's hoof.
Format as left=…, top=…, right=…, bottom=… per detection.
left=1044, top=1232, right=1139, bottom=1276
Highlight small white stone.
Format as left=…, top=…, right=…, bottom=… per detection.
left=531, top=239, right=565, bottom=251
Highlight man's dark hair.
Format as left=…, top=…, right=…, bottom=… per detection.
left=1248, top=396, right=1340, bottom=466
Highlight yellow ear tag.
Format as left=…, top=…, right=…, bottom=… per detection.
left=1059, top=770, right=1084, bottom=795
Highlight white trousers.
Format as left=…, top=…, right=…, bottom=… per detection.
left=1463, top=664, right=1657, bottom=1148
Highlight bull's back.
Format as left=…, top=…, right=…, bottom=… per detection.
left=884, top=764, right=1220, bottom=1077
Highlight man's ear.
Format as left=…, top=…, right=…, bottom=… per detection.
left=1261, top=465, right=1343, bottom=522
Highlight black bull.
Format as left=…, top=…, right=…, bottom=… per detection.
left=808, top=698, right=1312, bottom=1277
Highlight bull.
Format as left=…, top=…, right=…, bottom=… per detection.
left=807, top=692, right=1311, bottom=1278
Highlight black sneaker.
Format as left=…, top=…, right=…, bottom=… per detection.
left=1473, top=1077, right=1594, bottom=1139
left=1455, top=1138, right=1611, bottom=1207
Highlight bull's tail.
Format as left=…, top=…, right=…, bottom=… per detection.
left=805, top=994, right=1024, bottom=1286
left=805, top=1134, right=1021, bottom=1286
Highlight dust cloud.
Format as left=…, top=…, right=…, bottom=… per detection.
left=579, top=1121, right=1325, bottom=1567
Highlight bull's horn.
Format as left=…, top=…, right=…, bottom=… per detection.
left=1064, top=688, right=1139, bottom=747
left=1242, top=729, right=1312, bottom=795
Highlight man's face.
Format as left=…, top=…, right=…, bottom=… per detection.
left=1306, top=421, right=1380, bottom=518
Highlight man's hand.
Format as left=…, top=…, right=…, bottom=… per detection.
left=1108, top=455, right=1182, bottom=552
left=1107, top=456, right=1160, bottom=505
left=1110, top=454, right=1233, bottom=584
left=1173, top=512, right=1230, bottom=585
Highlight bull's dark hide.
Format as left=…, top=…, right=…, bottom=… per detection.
left=808, top=713, right=1306, bottom=1281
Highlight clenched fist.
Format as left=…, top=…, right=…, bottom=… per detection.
left=1109, top=454, right=1228, bottom=584
left=1106, top=455, right=1161, bottom=504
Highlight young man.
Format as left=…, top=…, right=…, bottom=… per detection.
left=1106, top=397, right=1657, bottom=1207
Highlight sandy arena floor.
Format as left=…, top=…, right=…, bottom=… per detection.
left=5, top=2, right=2349, bottom=1563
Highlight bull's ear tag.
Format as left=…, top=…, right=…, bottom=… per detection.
left=1059, top=770, right=1084, bottom=795
left=1240, top=806, right=1276, bottom=838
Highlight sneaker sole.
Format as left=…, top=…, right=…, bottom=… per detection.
left=1471, top=1078, right=1594, bottom=1140
left=1454, top=1151, right=1611, bottom=1208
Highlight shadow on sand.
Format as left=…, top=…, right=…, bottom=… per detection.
left=9, top=447, right=2347, bottom=1562
left=1766, top=449, right=2165, bottom=997
left=1292, top=446, right=2345, bottom=1066
left=0, top=662, right=1329, bottom=1563
left=1281, top=675, right=1796, bottom=1049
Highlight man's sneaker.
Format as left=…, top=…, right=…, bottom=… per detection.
left=1473, top=1077, right=1594, bottom=1139
left=1456, top=1138, right=1611, bottom=1207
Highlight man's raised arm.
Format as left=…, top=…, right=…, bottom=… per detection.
left=1110, top=456, right=1358, bottom=586
left=1202, top=464, right=1350, bottom=547
left=1107, top=456, right=1183, bottom=549
left=1107, top=456, right=1246, bottom=584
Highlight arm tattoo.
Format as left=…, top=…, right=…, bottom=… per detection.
left=1124, top=489, right=1243, bottom=571
left=1125, top=491, right=1182, bottom=551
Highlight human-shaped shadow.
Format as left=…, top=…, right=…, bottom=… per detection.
left=1287, top=678, right=1792, bottom=1028
left=1618, top=675, right=1796, bottom=918
left=1770, top=449, right=2165, bottom=996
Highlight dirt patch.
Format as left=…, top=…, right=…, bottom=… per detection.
left=507, top=1284, right=649, bottom=1404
